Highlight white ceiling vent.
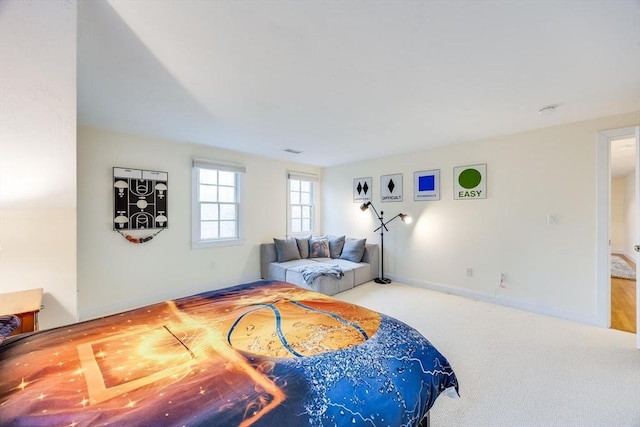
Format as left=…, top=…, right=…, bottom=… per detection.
left=284, top=148, right=303, bottom=154
left=538, top=103, right=563, bottom=115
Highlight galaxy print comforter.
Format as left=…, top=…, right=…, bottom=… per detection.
left=0, top=280, right=458, bottom=426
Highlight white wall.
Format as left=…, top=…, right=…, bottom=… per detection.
left=0, top=0, right=77, bottom=328
left=612, top=173, right=638, bottom=258
left=623, top=172, right=638, bottom=260
left=323, top=112, right=639, bottom=325
left=77, top=126, right=321, bottom=319
left=611, top=177, right=626, bottom=253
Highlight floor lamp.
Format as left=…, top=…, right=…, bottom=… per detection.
left=360, top=201, right=412, bottom=284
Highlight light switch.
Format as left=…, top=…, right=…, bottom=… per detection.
left=547, top=214, right=558, bottom=225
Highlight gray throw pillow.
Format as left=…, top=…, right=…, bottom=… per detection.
left=327, top=235, right=346, bottom=259
left=273, top=237, right=301, bottom=262
left=295, top=235, right=311, bottom=259
left=340, top=238, right=367, bottom=262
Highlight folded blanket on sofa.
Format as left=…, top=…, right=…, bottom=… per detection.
left=300, top=264, right=344, bottom=284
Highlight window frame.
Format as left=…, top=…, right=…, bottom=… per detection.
left=192, top=158, right=245, bottom=249
left=287, top=171, right=319, bottom=237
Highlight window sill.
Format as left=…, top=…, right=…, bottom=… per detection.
left=191, top=238, right=244, bottom=249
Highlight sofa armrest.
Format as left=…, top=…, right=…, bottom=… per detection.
left=260, top=243, right=277, bottom=279
left=361, top=243, right=379, bottom=280
left=361, top=243, right=377, bottom=263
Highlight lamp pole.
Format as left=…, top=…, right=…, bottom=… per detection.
left=375, top=210, right=391, bottom=284
left=361, top=201, right=411, bottom=285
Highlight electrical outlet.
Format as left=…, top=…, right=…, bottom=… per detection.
left=466, top=267, right=473, bottom=277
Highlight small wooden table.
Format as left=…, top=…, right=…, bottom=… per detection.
left=0, top=288, right=43, bottom=335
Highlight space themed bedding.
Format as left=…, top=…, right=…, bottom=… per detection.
left=0, top=280, right=458, bottom=426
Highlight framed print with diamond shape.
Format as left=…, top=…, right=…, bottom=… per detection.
left=381, top=173, right=403, bottom=202
left=353, top=177, right=372, bottom=203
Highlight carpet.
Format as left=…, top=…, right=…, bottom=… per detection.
left=611, top=254, right=636, bottom=280
left=336, top=282, right=640, bottom=427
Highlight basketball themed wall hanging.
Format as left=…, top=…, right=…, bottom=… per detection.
left=113, top=167, right=168, bottom=244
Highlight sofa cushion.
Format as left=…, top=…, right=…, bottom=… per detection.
left=268, top=259, right=317, bottom=281
left=286, top=264, right=355, bottom=295
left=327, top=235, right=346, bottom=259
left=273, top=237, right=300, bottom=262
left=295, top=235, right=311, bottom=259
left=331, top=258, right=373, bottom=286
left=340, top=238, right=367, bottom=262
left=309, top=236, right=330, bottom=258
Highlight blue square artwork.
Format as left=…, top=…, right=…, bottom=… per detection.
left=418, top=175, right=435, bottom=192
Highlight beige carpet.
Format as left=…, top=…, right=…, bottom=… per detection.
left=335, top=282, right=640, bottom=427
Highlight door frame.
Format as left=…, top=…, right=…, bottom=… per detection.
left=596, top=125, right=639, bottom=348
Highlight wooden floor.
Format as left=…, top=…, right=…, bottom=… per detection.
left=610, top=254, right=636, bottom=334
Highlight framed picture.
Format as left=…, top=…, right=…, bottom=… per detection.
left=381, top=173, right=403, bottom=202
left=113, top=167, right=168, bottom=230
left=453, top=164, right=486, bottom=200
left=414, top=169, right=440, bottom=201
left=353, top=177, right=372, bottom=203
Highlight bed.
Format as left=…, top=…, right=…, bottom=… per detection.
left=0, top=280, right=458, bottom=426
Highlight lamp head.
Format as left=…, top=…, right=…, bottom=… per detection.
left=399, top=213, right=412, bottom=224
left=360, top=202, right=371, bottom=211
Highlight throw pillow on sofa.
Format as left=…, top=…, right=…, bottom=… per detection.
left=309, top=236, right=330, bottom=258
left=273, top=237, right=301, bottom=262
left=295, top=235, right=311, bottom=259
left=340, top=238, right=367, bottom=262
left=327, top=235, right=346, bottom=258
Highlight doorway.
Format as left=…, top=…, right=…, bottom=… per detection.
left=597, top=126, right=640, bottom=348
left=609, top=137, right=637, bottom=333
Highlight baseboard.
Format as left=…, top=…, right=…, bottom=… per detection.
left=79, top=274, right=262, bottom=321
left=388, top=274, right=599, bottom=326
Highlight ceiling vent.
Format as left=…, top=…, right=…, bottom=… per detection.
left=283, top=148, right=303, bottom=154
left=538, top=103, right=562, bottom=115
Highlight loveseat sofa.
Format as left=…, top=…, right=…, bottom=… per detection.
left=260, top=235, right=379, bottom=295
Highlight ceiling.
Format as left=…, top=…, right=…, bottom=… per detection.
left=77, top=0, right=640, bottom=168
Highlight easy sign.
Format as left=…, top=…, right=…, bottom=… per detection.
left=453, top=164, right=487, bottom=200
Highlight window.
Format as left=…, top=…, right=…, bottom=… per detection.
left=192, top=158, right=245, bottom=248
left=287, top=171, right=319, bottom=236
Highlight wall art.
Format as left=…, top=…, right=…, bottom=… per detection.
left=381, top=173, right=403, bottom=202
left=453, top=164, right=486, bottom=200
left=414, top=169, right=440, bottom=201
left=113, top=167, right=168, bottom=230
left=353, top=177, right=372, bottom=203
